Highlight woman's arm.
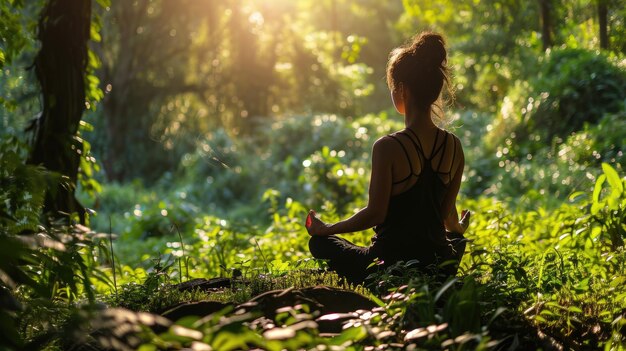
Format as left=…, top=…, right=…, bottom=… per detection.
left=441, top=136, right=468, bottom=234
left=445, top=206, right=470, bottom=234
left=306, top=137, right=394, bottom=236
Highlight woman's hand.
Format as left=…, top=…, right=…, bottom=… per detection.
left=305, top=210, right=331, bottom=236
left=459, top=209, right=471, bottom=234
left=444, top=208, right=471, bottom=235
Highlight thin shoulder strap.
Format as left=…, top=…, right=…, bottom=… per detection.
left=404, top=128, right=426, bottom=157
left=400, top=129, right=425, bottom=169
left=436, top=132, right=450, bottom=170
left=430, top=129, right=441, bottom=160
left=431, top=130, right=448, bottom=160
left=388, top=134, right=413, bottom=170
left=448, top=135, right=458, bottom=174
left=389, top=134, right=418, bottom=184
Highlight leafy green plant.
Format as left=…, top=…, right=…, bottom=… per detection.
left=488, top=48, right=626, bottom=156
left=0, top=137, right=111, bottom=349
left=590, top=163, right=626, bottom=249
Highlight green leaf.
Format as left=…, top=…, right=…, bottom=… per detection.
left=90, top=23, right=101, bottom=42
left=487, top=307, right=507, bottom=327
left=369, top=294, right=385, bottom=307
left=434, top=277, right=458, bottom=302
left=329, top=326, right=367, bottom=346
left=602, top=163, right=623, bottom=193
left=567, top=191, right=585, bottom=202
left=567, top=306, right=583, bottom=313
left=540, top=309, right=557, bottom=316
left=592, top=174, right=606, bottom=214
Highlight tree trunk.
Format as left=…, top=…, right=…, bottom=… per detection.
left=27, top=0, right=91, bottom=223
left=597, top=0, right=609, bottom=50
left=538, top=0, right=553, bottom=51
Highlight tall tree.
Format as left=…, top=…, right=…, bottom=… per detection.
left=538, top=0, right=553, bottom=50
left=597, top=0, right=609, bottom=49
left=27, top=0, right=91, bottom=223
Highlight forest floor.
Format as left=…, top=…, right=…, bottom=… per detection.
left=93, top=269, right=580, bottom=351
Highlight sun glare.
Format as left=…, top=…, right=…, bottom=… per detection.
left=248, top=11, right=264, bottom=26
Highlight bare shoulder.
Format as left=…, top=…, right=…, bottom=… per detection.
left=445, top=130, right=465, bottom=156
left=373, top=134, right=400, bottom=151
left=444, top=130, right=461, bottom=143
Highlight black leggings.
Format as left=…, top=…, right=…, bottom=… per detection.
left=308, top=233, right=467, bottom=284
left=308, top=235, right=377, bottom=284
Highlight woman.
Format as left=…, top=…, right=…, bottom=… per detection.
left=306, top=32, right=470, bottom=284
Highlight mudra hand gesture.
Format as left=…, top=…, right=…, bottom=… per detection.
left=459, top=209, right=471, bottom=234
left=305, top=210, right=329, bottom=236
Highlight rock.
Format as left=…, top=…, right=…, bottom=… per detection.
left=161, top=300, right=233, bottom=323
left=173, top=277, right=232, bottom=292
left=239, top=286, right=378, bottom=333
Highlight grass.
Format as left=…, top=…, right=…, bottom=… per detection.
left=73, top=163, right=625, bottom=350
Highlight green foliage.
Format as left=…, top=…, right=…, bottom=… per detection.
left=87, top=0, right=390, bottom=182
left=0, top=137, right=49, bottom=230
left=460, top=165, right=626, bottom=348
left=109, top=255, right=190, bottom=313
left=170, top=112, right=400, bottom=218
left=77, top=121, right=102, bottom=201
left=561, top=110, right=626, bottom=167
left=0, top=137, right=111, bottom=350
left=591, top=163, right=626, bottom=249
left=489, top=48, right=626, bottom=156
left=531, top=48, right=625, bottom=141
left=0, top=0, right=41, bottom=133
left=458, top=48, right=626, bottom=203
left=84, top=157, right=626, bottom=349
left=138, top=279, right=500, bottom=351
left=2, top=1, right=626, bottom=349
left=0, top=0, right=32, bottom=69
left=467, top=109, right=625, bottom=205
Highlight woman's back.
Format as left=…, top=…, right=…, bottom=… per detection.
left=372, top=127, right=462, bottom=265
left=388, top=127, right=462, bottom=194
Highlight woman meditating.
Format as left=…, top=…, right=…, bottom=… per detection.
left=306, top=32, right=470, bottom=284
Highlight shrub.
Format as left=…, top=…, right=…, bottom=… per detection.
left=488, top=48, right=626, bottom=159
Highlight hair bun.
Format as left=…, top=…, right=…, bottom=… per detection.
left=412, top=32, right=447, bottom=69
left=386, top=30, right=451, bottom=112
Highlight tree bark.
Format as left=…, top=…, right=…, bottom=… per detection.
left=27, top=0, right=91, bottom=223
left=597, top=0, right=609, bottom=50
left=538, top=0, right=553, bottom=51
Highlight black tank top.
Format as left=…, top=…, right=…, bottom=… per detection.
left=372, top=128, right=458, bottom=264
